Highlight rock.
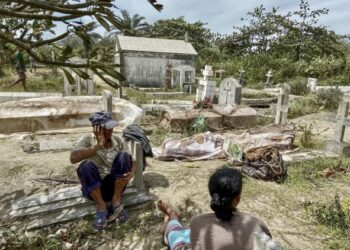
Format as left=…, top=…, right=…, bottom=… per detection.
left=63, top=241, right=73, bottom=250
left=0, top=237, right=6, bottom=245
left=55, top=228, right=68, bottom=240
left=39, top=139, right=73, bottom=152
left=21, top=143, right=40, bottom=153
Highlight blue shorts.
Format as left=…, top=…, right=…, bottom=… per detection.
left=76, top=152, right=132, bottom=202
left=165, top=220, right=191, bottom=250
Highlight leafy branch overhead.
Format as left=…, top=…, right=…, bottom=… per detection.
left=0, top=0, right=163, bottom=89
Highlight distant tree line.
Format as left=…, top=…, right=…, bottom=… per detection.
left=1, top=0, right=349, bottom=87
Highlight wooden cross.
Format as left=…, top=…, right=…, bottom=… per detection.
left=223, top=81, right=232, bottom=104
left=333, top=101, right=349, bottom=142
left=275, top=87, right=289, bottom=125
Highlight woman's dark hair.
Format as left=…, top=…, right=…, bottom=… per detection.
left=209, top=167, right=242, bottom=222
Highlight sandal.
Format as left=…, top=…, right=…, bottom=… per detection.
left=116, top=209, right=128, bottom=224
left=107, top=204, right=124, bottom=222
left=93, top=211, right=108, bottom=231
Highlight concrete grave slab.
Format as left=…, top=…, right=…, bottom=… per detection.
left=0, top=96, right=142, bottom=133
left=142, top=103, right=193, bottom=113
left=160, top=107, right=257, bottom=132
left=0, top=92, right=62, bottom=103
left=39, top=138, right=73, bottom=152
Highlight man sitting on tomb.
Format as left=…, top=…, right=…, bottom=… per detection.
left=70, top=111, right=136, bottom=231
left=157, top=167, right=272, bottom=250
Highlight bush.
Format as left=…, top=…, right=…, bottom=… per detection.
left=289, top=77, right=309, bottom=96
left=307, top=194, right=350, bottom=231
left=298, top=123, right=315, bottom=148
left=315, top=88, right=343, bottom=111
left=288, top=96, right=319, bottom=119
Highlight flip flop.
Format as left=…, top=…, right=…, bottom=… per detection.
left=107, top=204, right=124, bottom=222
left=93, top=211, right=108, bottom=231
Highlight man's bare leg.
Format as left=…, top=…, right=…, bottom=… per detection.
left=21, top=79, right=27, bottom=91
left=111, top=178, right=128, bottom=208
left=90, top=187, right=107, bottom=212
left=7, top=79, right=21, bottom=87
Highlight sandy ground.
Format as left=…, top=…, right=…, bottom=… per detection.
left=0, top=113, right=349, bottom=249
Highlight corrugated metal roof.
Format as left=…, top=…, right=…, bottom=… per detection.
left=116, top=35, right=198, bottom=55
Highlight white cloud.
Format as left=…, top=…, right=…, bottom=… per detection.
left=115, top=0, right=349, bottom=35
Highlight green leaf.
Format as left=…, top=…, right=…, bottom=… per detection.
left=95, top=15, right=111, bottom=32
left=91, top=67, right=120, bottom=89
left=97, top=66, right=125, bottom=81
left=71, top=68, right=90, bottom=80
left=103, top=14, right=123, bottom=30
left=61, top=68, right=76, bottom=85
left=62, top=45, right=73, bottom=57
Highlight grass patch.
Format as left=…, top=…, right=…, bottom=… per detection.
left=150, top=127, right=168, bottom=146
left=256, top=115, right=274, bottom=126
left=293, top=122, right=324, bottom=149
left=0, top=69, right=63, bottom=93
left=110, top=207, right=162, bottom=241
left=304, top=195, right=350, bottom=249
left=288, top=96, right=319, bottom=119
left=315, top=88, right=343, bottom=111
left=125, top=88, right=195, bottom=106
left=285, top=157, right=350, bottom=189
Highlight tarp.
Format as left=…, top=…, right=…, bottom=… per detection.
left=153, top=132, right=225, bottom=161
left=153, top=131, right=294, bottom=162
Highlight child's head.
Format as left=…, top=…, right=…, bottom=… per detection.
left=209, top=167, right=242, bottom=222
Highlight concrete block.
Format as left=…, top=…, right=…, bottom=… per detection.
left=326, top=140, right=350, bottom=156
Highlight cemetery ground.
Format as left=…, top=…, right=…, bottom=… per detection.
left=0, top=74, right=349, bottom=249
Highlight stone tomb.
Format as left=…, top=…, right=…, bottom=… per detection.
left=160, top=108, right=257, bottom=132
left=0, top=95, right=142, bottom=133
left=218, top=78, right=242, bottom=105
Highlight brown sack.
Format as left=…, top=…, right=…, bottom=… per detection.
left=242, top=146, right=286, bottom=182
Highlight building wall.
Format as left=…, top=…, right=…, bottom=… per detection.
left=118, top=51, right=196, bottom=87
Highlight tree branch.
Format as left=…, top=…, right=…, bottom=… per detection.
left=0, top=8, right=84, bottom=21
left=29, top=31, right=70, bottom=48
left=7, top=0, right=97, bottom=15
left=0, top=31, right=88, bottom=67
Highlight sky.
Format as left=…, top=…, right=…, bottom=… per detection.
left=114, top=0, right=349, bottom=35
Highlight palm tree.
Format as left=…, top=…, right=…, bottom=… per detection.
left=110, top=10, right=150, bottom=37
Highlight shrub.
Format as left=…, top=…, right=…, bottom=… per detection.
left=305, top=194, right=350, bottom=233
left=289, top=77, right=309, bottom=96
left=315, top=88, right=343, bottom=111
left=288, top=96, right=319, bottom=119
left=298, top=123, right=314, bottom=148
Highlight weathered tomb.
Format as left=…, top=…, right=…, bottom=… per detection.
left=0, top=92, right=62, bottom=104
left=160, top=108, right=257, bottom=132
left=218, top=78, right=242, bottom=105
left=0, top=96, right=142, bottom=133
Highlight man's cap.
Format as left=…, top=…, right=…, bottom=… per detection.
left=89, top=111, right=118, bottom=129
